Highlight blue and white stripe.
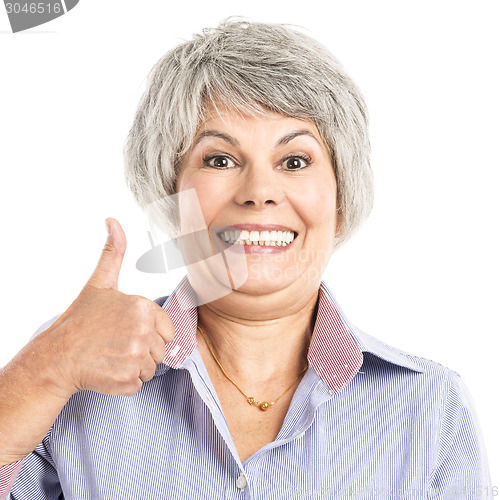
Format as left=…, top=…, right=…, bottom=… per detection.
left=4, top=276, right=492, bottom=499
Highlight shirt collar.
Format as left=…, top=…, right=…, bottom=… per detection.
left=160, top=275, right=423, bottom=393
left=317, top=282, right=425, bottom=376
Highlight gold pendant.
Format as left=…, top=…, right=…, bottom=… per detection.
left=247, top=397, right=271, bottom=411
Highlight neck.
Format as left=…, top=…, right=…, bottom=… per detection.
left=196, top=285, right=320, bottom=385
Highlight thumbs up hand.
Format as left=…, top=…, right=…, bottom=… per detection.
left=42, top=218, right=175, bottom=398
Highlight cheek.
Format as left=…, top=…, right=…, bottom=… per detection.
left=297, top=180, right=337, bottom=228
left=294, top=180, right=337, bottom=265
left=177, top=174, right=228, bottom=227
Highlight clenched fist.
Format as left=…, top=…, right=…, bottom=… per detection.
left=40, top=218, right=175, bottom=398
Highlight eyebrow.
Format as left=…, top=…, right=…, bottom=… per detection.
left=275, top=129, right=321, bottom=147
left=193, top=128, right=321, bottom=149
left=193, top=130, right=240, bottom=148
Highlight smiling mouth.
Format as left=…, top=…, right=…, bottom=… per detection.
left=216, top=229, right=298, bottom=247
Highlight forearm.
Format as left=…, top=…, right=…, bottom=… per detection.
left=0, top=327, right=73, bottom=466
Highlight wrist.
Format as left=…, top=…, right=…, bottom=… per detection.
left=24, top=326, right=78, bottom=402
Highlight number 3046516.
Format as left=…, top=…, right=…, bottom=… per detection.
left=5, top=3, right=62, bottom=14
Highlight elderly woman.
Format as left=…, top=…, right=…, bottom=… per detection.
left=0, top=19, right=492, bottom=499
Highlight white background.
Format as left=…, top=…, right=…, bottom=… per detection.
left=1, top=0, right=498, bottom=487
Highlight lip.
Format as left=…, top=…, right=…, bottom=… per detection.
left=210, top=224, right=299, bottom=254
left=218, top=224, right=297, bottom=233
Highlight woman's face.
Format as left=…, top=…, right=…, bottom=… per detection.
left=175, top=104, right=339, bottom=298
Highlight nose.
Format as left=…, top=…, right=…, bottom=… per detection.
left=234, top=161, right=285, bottom=210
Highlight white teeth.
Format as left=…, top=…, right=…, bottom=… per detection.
left=250, top=231, right=260, bottom=242
left=217, top=229, right=296, bottom=246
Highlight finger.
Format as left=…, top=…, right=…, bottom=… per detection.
left=150, top=333, right=167, bottom=365
left=153, top=307, right=176, bottom=345
left=139, top=355, right=158, bottom=382
left=86, top=218, right=127, bottom=290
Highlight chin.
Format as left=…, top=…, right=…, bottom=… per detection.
left=232, top=283, right=284, bottom=297
left=232, top=274, right=297, bottom=296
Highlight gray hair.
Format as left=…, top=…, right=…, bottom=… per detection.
left=123, top=18, right=374, bottom=249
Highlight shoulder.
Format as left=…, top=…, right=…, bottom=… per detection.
left=350, top=323, right=462, bottom=383
left=350, top=324, right=481, bottom=429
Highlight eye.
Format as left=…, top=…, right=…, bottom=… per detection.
left=280, top=155, right=312, bottom=171
left=203, top=155, right=236, bottom=169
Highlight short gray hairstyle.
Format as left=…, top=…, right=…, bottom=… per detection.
left=123, top=18, right=373, bottom=249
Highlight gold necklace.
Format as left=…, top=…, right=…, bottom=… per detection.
left=197, top=325, right=308, bottom=411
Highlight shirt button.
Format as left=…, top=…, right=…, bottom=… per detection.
left=236, top=474, right=247, bottom=490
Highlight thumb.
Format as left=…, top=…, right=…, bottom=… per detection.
left=86, top=218, right=127, bottom=290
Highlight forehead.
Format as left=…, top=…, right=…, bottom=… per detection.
left=195, top=100, right=326, bottom=146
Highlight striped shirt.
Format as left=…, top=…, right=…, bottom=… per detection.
left=1, top=275, right=492, bottom=499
